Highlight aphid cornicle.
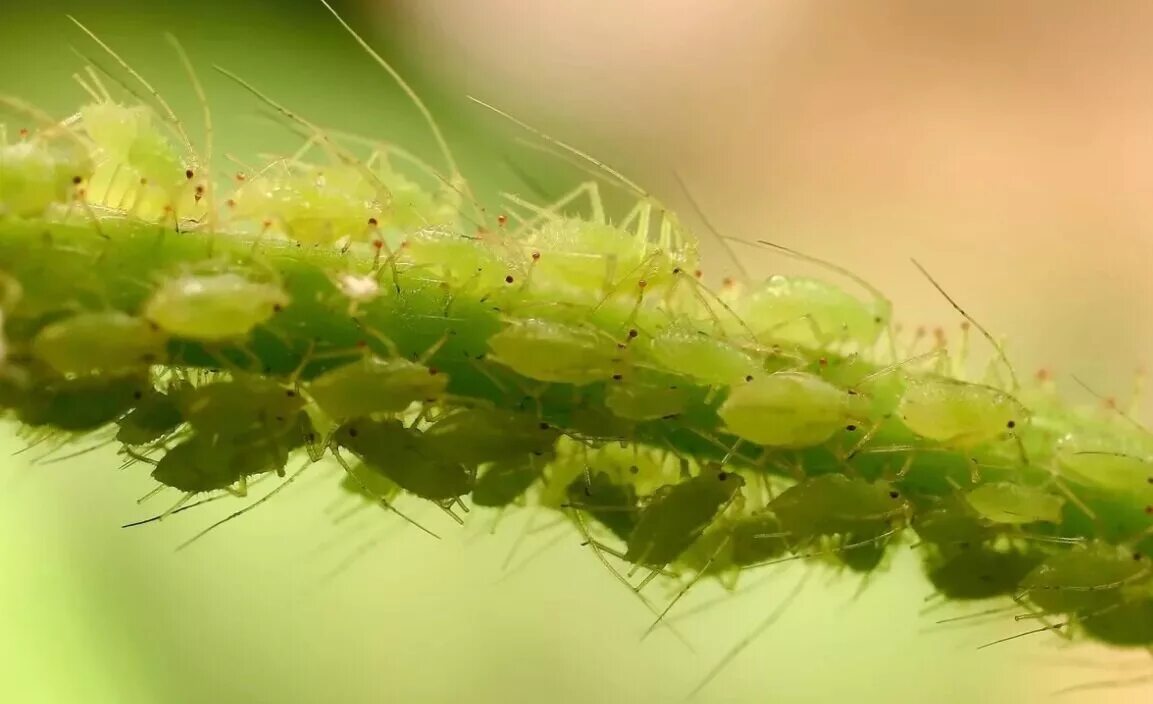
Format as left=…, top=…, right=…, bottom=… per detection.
left=143, top=272, right=289, bottom=341
left=31, top=311, right=168, bottom=376
left=624, top=464, right=746, bottom=569
left=333, top=418, right=473, bottom=502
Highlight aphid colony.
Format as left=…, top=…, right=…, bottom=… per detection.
left=5, top=13, right=1153, bottom=661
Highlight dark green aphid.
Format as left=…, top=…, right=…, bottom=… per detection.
left=1022, top=542, right=1153, bottom=615
left=15, top=373, right=148, bottom=431
left=767, top=473, right=909, bottom=542
left=115, top=389, right=183, bottom=445
left=1076, top=592, right=1153, bottom=647
left=177, top=377, right=303, bottom=440
left=423, top=407, right=560, bottom=466
left=565, top=471, right=638, bottom=542
left=925, top=545, right=1043, bottom=601
left=471, top=459, right=540, bottom=507
left=729, top=512, right=790, bottom=567
left=333, top=418, right=473, bottom=501
left=912, top=497, right=997, bottom=549
left=151, top=433, right=287, bottom=493
left=624, top=464, right=745, bottom=569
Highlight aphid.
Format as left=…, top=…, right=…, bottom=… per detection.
left=624, top=464, right=745, bottom=569
left=143, top=272, right=289, bottom=341
left=925, top=545, right=1044, bottom=601
left=471, top=459, right=541, bottom=508
left=898, top=375, right=1027, bottom=449
left=423, top=407, right=560, bottom=466
left=1056, top=448, right=1153, bottom=502
left=1076, top=591, right=1153, bottom=647
left=767, top=473, right=909, bottom=544
left=31, top=311, right=168, bottom=376
left=912, top=497, right=998, bottom=548
left=643, top=325, right=759, bottom=388
left=486, top=318, right=625, bottom=385
left=565, top=471, right=639, bottom=542
left=16, top=373, right=148, bottom=431
left=603, top=379, right=689, bottom=421
left=963, top=481, right=1065, bottom=525
left=718, top=371, right=860, bottom=448
left=333, top=418, right=473, bottom=503
left=1021, top=542, right=1152, bottom=616
left=150, top=431, right=291, bottom=494
left=176, top=376, right=303, bottom=441
left=304, top=353, right=448, bottom=419
left=0, top=132, right=93, bottom=217
left=115, top=388, right=183, bottom=446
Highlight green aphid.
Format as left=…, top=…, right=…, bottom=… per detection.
left=644, top=326, right=759, bottom=387
left=1021, top=542, right=1153, bottom=615
left=143, top=272, right=290, bottom=342
left=334, top=418, right=473, bottom=502
left=565, top=470, right=639, bottom=542
left=151, top=431, right=292, bottom=494
left=0, top=137, right=93, bottom=217
left=912, top=498, right=997, bottom=548
left=735, top=274, right=890, bottom=350
left=16, top=373, right=147, bottom=431
left=115, top=389, right=183, bottom=446
left=177, top=377, right=304, bottom=440
left=305, top=354, right=448, bottom=419
left=963, top=481, right=1065, bottom=526
left=728, top=512, right=790, bottom=567
left=1056, top=447, right=1153, bottom=502
left=1077, top=590, right=1153, bottom=648
left=486, top=318, right=625, bottom=385
left=926, top=545, right=1043, bottom=601
left=471, top=459, right=540, bottom=507
left=338, top=460, right=402, bottom=503
left=767, top=474, right=908, bottom=542
left=718, top=371, right=857, bottom=448
left=604, top=379, right=689, bottom=421
left=423, top=408, right=560, bottom=466
left=31, top=311, right=168, bottom=376
left=898, top=376, right=1027, bottom=449
left=624, top=465, right=745, bottom=569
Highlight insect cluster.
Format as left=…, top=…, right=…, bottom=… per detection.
left=3, top=6, right=1153, bottom=675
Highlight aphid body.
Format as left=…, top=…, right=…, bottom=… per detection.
left=963, top=481, right=1064, bottom=525
left=32, top=311, right=168, bottom=376
left=143, top=272, right=289, bottom=341
left=334, top=418, right=473, bottom=502
left=767, top=474, right=908, bottom=542
left=718, top=371, right=858, bottom=448
left=305, top=354, right=448, bottom=419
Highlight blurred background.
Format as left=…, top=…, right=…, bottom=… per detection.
left=2, top=0, right=1153, bottom=701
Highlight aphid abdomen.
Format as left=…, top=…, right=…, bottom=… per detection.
left=486, top=318, right=624, bottom=385
left=898, top=376, right=1024, bottom=447
left=718, top=372, right=851, bottom=448
left=15, top=373, right=148, bottom=431
left=926, top=545, right=1044, bottom=601
left=1022, top=543, right=1152, bottom=615
left=565, top=471, right=639, bottom=542
left=767, top=474, right=907, bottom=541
left=645, top=329, right=758, bottom=388
left=471, top=459, right=540, bottom=507
left=624, top=466, right=745, bottom=569
left=115, top=389, right=183, bottom=446
left=305, top=356, right=447, bottom=418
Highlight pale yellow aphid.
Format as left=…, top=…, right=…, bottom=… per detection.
left=143, top=272, right=289, bottom=341
left=898, top=375, right=1026, bottom=448
left=31, top=311, right=168, bottom=376
left=486, top=318, right=626, bottom=385
left=718, top=371, right=860, bottom=448
left=0, top=136, right=93, bottom=218
left=644, top=324, right=760, bottom=387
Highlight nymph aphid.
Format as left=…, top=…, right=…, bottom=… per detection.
left=0, top=127, right=94, bottom=218
left=564, top=470, right=639, bottom=542
left=470, top=459, right=541, bottom=508
left=766, top=473, right=909, bottom=546
left=333, top=418, right=473, bottom=504
left=31, top=310, right=168, bottom=376
left=624, top=463, right=746, bottom=570
left=115, top=387, right=183, bottom=446
left=15, top=373, right=148, bottom=432
left=422, top=407, right=561, bottom=466
left=717, top=371, right=861, bottom=449
left=643, top=324, right=760, bottom=388
left=603, top=378, right=689, bottom=421
left=1020, top=542, right=1153, bottom=618
left=143, top=271, right=289, bottom=341
left=485, top=317, right=626, bottom=385
left=176, top=376, right=304, bottom=442
left=963, top=481, right=1065, bottom=525
left=304, top=350, right=449, bottom=419
left=897, top=375, right=1028, bottom=450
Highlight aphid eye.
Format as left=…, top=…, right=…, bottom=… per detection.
left=1147, top=477, right=1153, bottom=485
left=504, top=275, right=514, bottom=284
left=184, top=169, right=194, bottom=180
left=272, top=303, right=284, bottom=313
left=874, top=315, right=883, bottom=323
left=348, top=428, right=359, bottom=438
left=538, top=422, right=550, bottom=430
left=1134, top=552, right=1145, bottom=562
left=717, top=471, right=729, bottom=481
left=1006, top=420, right=1017, bottom=429
left=285, top=390, right=296, bottom=397
left=846, top=424, right=857, bottom=432
left=71, top=175, right=83, bottom=185
left=627, top=329, right=638, bottom=339
left=612, top=374, right=623, bottom=381
left=888, top=490, right=900, bottom=499
left=368, top=217, right=378, bottom=226
left=132, top=391, right=143, bottom=400
left=745, top=375, right=754, bottom=382
left=628, top=465, right=639, bottom=475
left=1144, top=505, right=1153, bottom=515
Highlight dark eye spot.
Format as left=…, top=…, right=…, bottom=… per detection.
left=132, top=391, right=144, bottom=400
left=888, top=490, right=900, bottom=499
left=845, top=424, right=857, bottom=432
left=628, top=465, right=639, bottom=475
left=745, top=375, right=754, bottom=382
left=1006, top=420, right=1016, bottom=429
left=539, top=422, right=550, bottom=430
left=286, top=390, right=296, bottom=397
left=612, top=374, right=623, bottom=381
left=348, top=428, right=359, bottom=438
left=505, top=275, right=514, bottom=284
left=71, top=175, right=83, bottom=184
left=717, top=471, right=729, bottom=481
left=1135, top=552, right=1145, bottom=562
left=874, top=316, right=883, bottom=323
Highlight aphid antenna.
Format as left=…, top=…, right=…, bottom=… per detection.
left=174, top=456, right=314, bottom=551
left=671, top=171, right=751, bottom=285
left=1071, top=373, right=1153, bottom=439
left=120, top=476, right=275, bottom=529
left=910, top=258, right=1020, bottom=392
left=685, top=568, right=811, bottom=701
left=640, top=533, right=734, bottom=642
left=165, top=33, right=216, bottom=228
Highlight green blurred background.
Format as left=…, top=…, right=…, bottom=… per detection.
left=2, top=1, right=1152, bottom=702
